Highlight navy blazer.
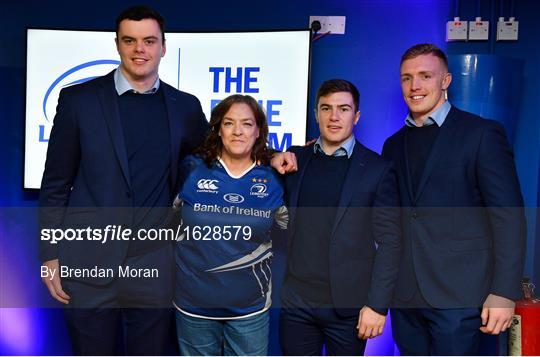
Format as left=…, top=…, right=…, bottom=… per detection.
left=39, top=71, right=208, bottom=283
left=283, top=142, right=401, bottom=316
left=382, top=106, right=526, bottom=308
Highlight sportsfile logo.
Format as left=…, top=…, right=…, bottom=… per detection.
left=197, top=179, right=219, bottom=194
left=38, top=60, right=120, bottom=142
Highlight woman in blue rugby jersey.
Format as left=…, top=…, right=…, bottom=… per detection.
left=173, top=94, right=288, bottom=356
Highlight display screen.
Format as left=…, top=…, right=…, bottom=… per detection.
left=25, top=29, right=310, bottom=189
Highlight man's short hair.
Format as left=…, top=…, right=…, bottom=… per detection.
left=315, top=79, right=360, bottom=112
left=116, top=6, right=165, bottom=43
left=400, top=43, right=448, bottom=70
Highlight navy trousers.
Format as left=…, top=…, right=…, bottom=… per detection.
left=62, top=244, right=175, bottom=355
left=391, top=308, right=482, bottom=355
left=279, top=286, right=366, bottom=356
left=391, top=289, right=482, bottom=356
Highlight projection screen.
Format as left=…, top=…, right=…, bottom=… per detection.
left=25, top=29, right=311, bottom=189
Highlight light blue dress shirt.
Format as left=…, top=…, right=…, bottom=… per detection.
left=405, top=100, right=451, bottom=128
left=313, top=135, right=356, bottom=158
left=114, top=68, right=160, bottom=95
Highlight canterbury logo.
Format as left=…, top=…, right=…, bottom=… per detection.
left=197, top=179, right=219, bottom=190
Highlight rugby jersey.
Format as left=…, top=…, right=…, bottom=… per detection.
left=173, top=155, right=286, bottom=319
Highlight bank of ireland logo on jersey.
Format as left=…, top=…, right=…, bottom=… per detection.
left=197, top=179, right=219, bottom=193
left=223, top=193, right=245, bottom=204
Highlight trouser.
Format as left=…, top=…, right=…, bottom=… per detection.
left=175, top=310, right=270, bottom=356
left=62, top=244, right=174, bottom=355
left=391, top=289, right=482, bottom=355
left=279, top=286, right=366, bottom=356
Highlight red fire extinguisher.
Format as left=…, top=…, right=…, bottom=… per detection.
left=509, top=278, right=540, bottom=355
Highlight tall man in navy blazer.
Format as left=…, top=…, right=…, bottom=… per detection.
left=279, top=79, right=401, bottom=355
left=39, top=6, right=208, bottom=355
left=382, top=44, right=526, bottom=355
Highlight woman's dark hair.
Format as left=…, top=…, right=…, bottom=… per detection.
left=196, top=94, right=270, bottom=166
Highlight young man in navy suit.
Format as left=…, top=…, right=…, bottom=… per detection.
left=38, top=6, right=209, bottom=355
left=39, top=7, right=296, bottom=354
left=382, top=44, right=525, bottom=355
left=279, top=79, right=401, bottom=355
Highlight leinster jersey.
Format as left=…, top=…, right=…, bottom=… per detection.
left=174, top=155, right=286, bottom=319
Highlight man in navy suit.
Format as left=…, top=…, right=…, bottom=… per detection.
left=38, top=6, right=208, bottom=355
left=279, top=79, right=401, bottom=355
left=382, top=44, right=526, bottom=355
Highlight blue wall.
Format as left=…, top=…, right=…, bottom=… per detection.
left=446, top=0, right=540, bottom=293
left=1, top=0, right=538, bottom=355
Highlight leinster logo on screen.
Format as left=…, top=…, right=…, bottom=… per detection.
left=39, top=60, right=120, bottom=142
